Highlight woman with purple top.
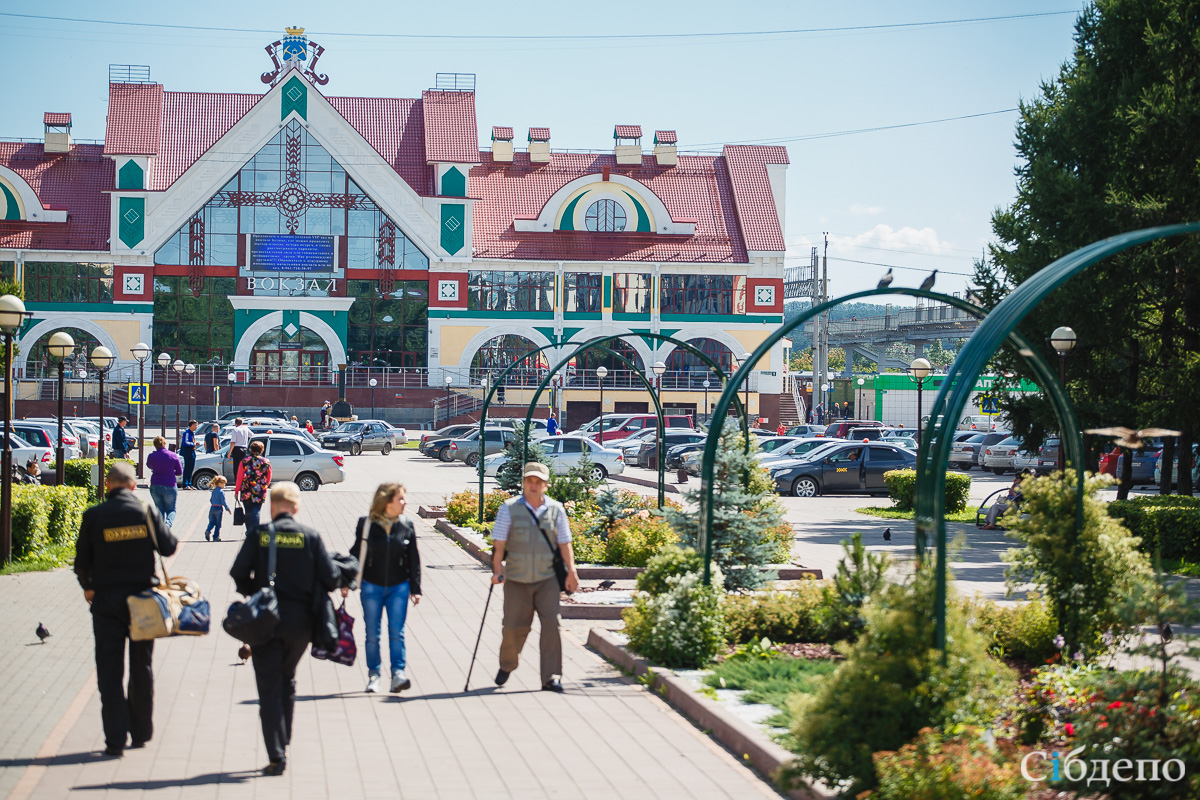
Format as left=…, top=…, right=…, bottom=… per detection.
left=146, top=436, right=183, bottom=528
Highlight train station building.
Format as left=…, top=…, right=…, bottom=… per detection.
left=0, top=29, right=792, bottom=427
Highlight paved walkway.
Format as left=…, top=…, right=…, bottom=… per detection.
left=0, top=488, right=782, bottom=799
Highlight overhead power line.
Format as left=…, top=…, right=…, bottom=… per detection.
left=693, top=109, right=1017, bottom=148
left=0, top=10, right=1078, bottom=41
left=829, top=256, right=975, bottom=278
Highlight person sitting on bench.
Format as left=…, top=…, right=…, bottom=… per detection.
left=982, top=471, right=1028, bottom=530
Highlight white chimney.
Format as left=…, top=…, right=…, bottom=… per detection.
left=528, top=127, right=551, bottom=164
left=614, top=125, right=642, bottom=165
left=491, top=126, right=514, bottom=162
left=44, top=112, right=72, bottom=154
left=654, top=130, right=677, bottom=166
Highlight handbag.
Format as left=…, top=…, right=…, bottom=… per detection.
left=222, top=523, right=279, bottom=645
left=233, top=502, right=245, bottom=527
left=311, top=600, right=357, bottom=666
left=524, top=504, right=570, bottom=594
left=128, top=505, right=210, bottom=640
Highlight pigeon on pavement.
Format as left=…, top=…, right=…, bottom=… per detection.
left=238, top=644, right=252, bottom=664
left=882, top=527, right=891, bottom=542
left=36, top=623, right=51, bottom=643
left=597, top=580, right=616, bottom=590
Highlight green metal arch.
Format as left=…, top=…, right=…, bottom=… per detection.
left=916, top=222, right=1200, bottom=653
left=519, top=333, right=753, bottom=508
left=698, top=288, right=1080, bottom=588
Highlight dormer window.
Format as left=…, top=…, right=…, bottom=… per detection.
left=585, top=198, right=626, bottom=232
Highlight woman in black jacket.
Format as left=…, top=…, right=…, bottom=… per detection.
left=346, top=482, right=422, bottom=694
left=230, top=481, right=340, bottom=776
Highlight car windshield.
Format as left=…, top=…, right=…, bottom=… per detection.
left=998, top=436, right=1021, bottom=446
left=791, top=442, right=844, bottom=462
left=337, top=422, right=365, bottom=433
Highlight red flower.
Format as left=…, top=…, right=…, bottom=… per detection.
left=1099, top=722, right=1109, bottom=729
left=1064, top=723, right=1075, bottom=736
left=1107, top=701, right=1123, bottom=710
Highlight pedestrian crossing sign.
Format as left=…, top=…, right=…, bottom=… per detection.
left=979, top=394, right=1000, bottom=415
left=128, top=383, right=150, bottom=404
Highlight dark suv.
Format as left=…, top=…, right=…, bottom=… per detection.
left=637, top=431, right=708, bottom=471
left=822, top=420, right=885, bottom=438
left=769, top=441, right=916, bottom=496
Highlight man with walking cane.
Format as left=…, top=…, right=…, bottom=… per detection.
left=489, top=462, right=578, bottom=692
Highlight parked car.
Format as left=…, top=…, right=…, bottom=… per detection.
left=959, top=414, right=1006, bottom=432
left=846, top=427, right=888, bottom=442
left=484, top=435, right=625, bottom=480
left=979, top=436, right=1023, bottom=474
left=476, top=417, right=548, bottom=434
left=605, top=427, right=664, bottom=466
left=217, top=408, right=290, bottom=422
left=786, top=424, right=827, bottom=438
left=27, top=418, right=94, bottom=457
left=1154, top=444, right=1200, bottom=489
left=879, top=435, right=917, bottom=450
left=577, top=413, right=695, bottom=443
left=319, top=420, right=398, bottom=455
left=6, top=433, right=54, bottom=471
left=190, top=433, right=344, bottom=491
left=821, top=419, right=886, bottom=439
left=420, top=424, right=479, bottom=452
left=637, top=431, right=709, bottom=471
left=758, top=437, right=846, bottom=465
left=949, top=434, right=988, bottom=470
left=1013, top=448, right=1040, bottom=472
left=770, top=442, right=917, bottom=497
left=1113, top=450, right=1161, bottom=485
left=448, top=428, right=517, bottom=467
left=66, top=419, right=104, bottom=457
left=1036, top=437, right=1062, bottom=473
left=12, top=421, right=81, bottom=461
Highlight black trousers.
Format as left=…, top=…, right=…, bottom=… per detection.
left=251, top=632, right=309, bottom=763
left=91, top=590, right=154, bottom=750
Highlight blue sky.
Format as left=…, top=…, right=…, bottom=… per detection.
left=1, top=1, right=1084, bottom=300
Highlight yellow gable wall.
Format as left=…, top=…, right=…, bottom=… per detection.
left=438, top=325, right=488, bottom=366
left=728, top=329, right=771, bottom=370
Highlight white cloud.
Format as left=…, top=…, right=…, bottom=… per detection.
left=847, top=203, right=884, bottom=216
left=833, top=224, right=953, bottom=256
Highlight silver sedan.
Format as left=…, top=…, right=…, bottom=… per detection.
left=483, top=435, right=625, bottom=481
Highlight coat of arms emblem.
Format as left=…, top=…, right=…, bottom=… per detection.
left=261, top=26, right=329, bottom=86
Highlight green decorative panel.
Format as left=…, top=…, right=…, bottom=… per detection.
left=440, top=203, right=465, bottom=255
left=558, top=193, right=584, bottom=231
left=603, top=275, right=612, bottom=309
left=118, top=197, right=145, bottom=248
left=624, top=191, right=652, bottom=232
left=0, top=182, right=21, bottom=220
left=441, top=166, right=466, bottom=197
left=281, top=76, right=308, bottom=120
left=118, top=160, right=144, bottom=190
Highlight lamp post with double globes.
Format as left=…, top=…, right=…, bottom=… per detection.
left=652, top=361, right=667, bottom=479
left=702, top=378, right=711, bottom=426
left=90, top=346, right=115, bottom=502
left=184, top=363, right=196, bottom=421
left=157, top=352, right=171, bottom=437
left=172, top=360, right=185, bottom=445
left=131, top=342, right=151, bottom=478
left=908, top=357, right=933, bottom=447
left=857, top=377, right=866, bottom=422
left=444, top=374, right=453, bottom=427
left=227, top=371, right=237, bottom=416
left=0, top=295, right=32, bottom=564
left=48, top=332, right=76, bottom=480
left=595, top=365, right=608, bottom=439
left=820, top=383, right=830, bottom=424
left=369, top=378, right=378, bottom=419
left=1050, top=326, right=1077, bottom=473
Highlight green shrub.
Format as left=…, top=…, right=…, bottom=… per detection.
left=62, top=458, right=136, bottom=489
left=1107, top=495, right=1200, bottom=561
left=962, top=596, right=1058, bottom=664
left=864, top=728, right=1032, bottom=800
left=494, top=423, right=550, bottom=494
left=786, top=566, right=1014, bottom=794
left=569, top=530, right=607, bottom=564
left=636, top=546, right=703, bottom=596
left=722, top=583, right=831, bottom=644
left=42, top=486, right=91, bottom=545
left=623, top=570, right=726, bottom=668
left=883, top=468, right=971, bottom=512
left=604, top=513, right=679, bottom=567
left=11, top=486, right=52, bottom=559
left=821, top=532, right=890, bottom=642
left=547, top=447, right=602, bottom=504
left=444, top=488, right=508, bottom=526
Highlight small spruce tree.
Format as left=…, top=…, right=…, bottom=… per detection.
left=494, top=422, right=551, bottom=494
left=666, top=418, right=785, bottom=592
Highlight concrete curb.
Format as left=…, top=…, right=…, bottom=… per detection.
left=587, top=629, right=835, bottom=800
left=610, top=472, right=682, bottom=494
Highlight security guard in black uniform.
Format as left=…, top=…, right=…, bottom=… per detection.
left=74, top=461, right=178, bottom=757
left=230, top=481, right=340, bottom=776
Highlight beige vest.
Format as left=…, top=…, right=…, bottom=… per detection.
left=503, top=496, right=564, bottom=584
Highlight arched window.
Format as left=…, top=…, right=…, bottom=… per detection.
left=569, top=339, right=645, bottom=388
left=471, top=335, right=548, bottom=387
left=584, top=199, right=626, bottom=233
left=26, top=327, right=102, bottom=374
left=664, top=337, right=736, bottom=385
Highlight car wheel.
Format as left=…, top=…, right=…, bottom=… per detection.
left=466, top=452, right=480, bottom=467
left=381, top=442, right=393, bottom=455
left=438, top=446, right=453, bottom=462
left=193, top=470, right=216, bottom=491
left=296, top=473, right=320, bottom=492
left=349, top=442, right=362, bottom=456
left=589, top=465, right=608, bottom=482
left=792, top=476, right=819, bottom=497
left=992, top=467, right=1006, bottom=475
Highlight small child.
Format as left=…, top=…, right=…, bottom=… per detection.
left=205, top=475, right=230, bottom=542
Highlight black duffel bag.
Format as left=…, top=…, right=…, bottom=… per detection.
left=222, top=524, right=280, bottom=645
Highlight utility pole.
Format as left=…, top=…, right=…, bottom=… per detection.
left=814, top=233, right=830, bottom=419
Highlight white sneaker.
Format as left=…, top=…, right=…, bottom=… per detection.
left=390, top=670, right=411, bottom=693
left=365, top=673, right=381, bottom=693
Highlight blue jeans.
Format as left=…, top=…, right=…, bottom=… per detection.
left=205, top=506, right=223, bottom=539
left=244, top=502, right=262, bottom=536
left=360, top=580, right=410, bottom=675
left=149, top=485, right=177, bottom=528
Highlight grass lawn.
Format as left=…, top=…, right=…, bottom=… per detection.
left=0, top=542, right=75, bottom=576
left=1162, top=557, right=1200, bottom=578
left=855, top=506, right=978, bottom=523
left=703, top=655, right=838, bottom=728
left=403, top=440, right=420, bottom=449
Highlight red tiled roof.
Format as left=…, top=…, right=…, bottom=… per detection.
left=491, top=126, right=514, bottom=141
left=528, top=127, right=551, bottom=141
left=104, top=83, right=164, bottom=156
left=43, top=113, right=72, bottom=126
left=329, top=97, right=431, bottom=195
left=654, top=130, right=677, bottom=145
left=470, top=153, right=748, bottom=263
left=722, top=145, right=789, bottom=253
left=421, top=91, right=479, bottom=163
left=152, top=90, right=260, bottom=190
left=614, top=125, right=642, bottom=140
left=0, top=142, right=112, bottom=251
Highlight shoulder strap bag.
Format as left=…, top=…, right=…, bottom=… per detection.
left=523, top=503, right=570, bottom=594
left=221, top=523, right=280, bottom=645
left=128, top=506, right=209, bottom=640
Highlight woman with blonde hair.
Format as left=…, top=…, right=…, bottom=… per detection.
left=346, top=482, right=422, bottom=693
